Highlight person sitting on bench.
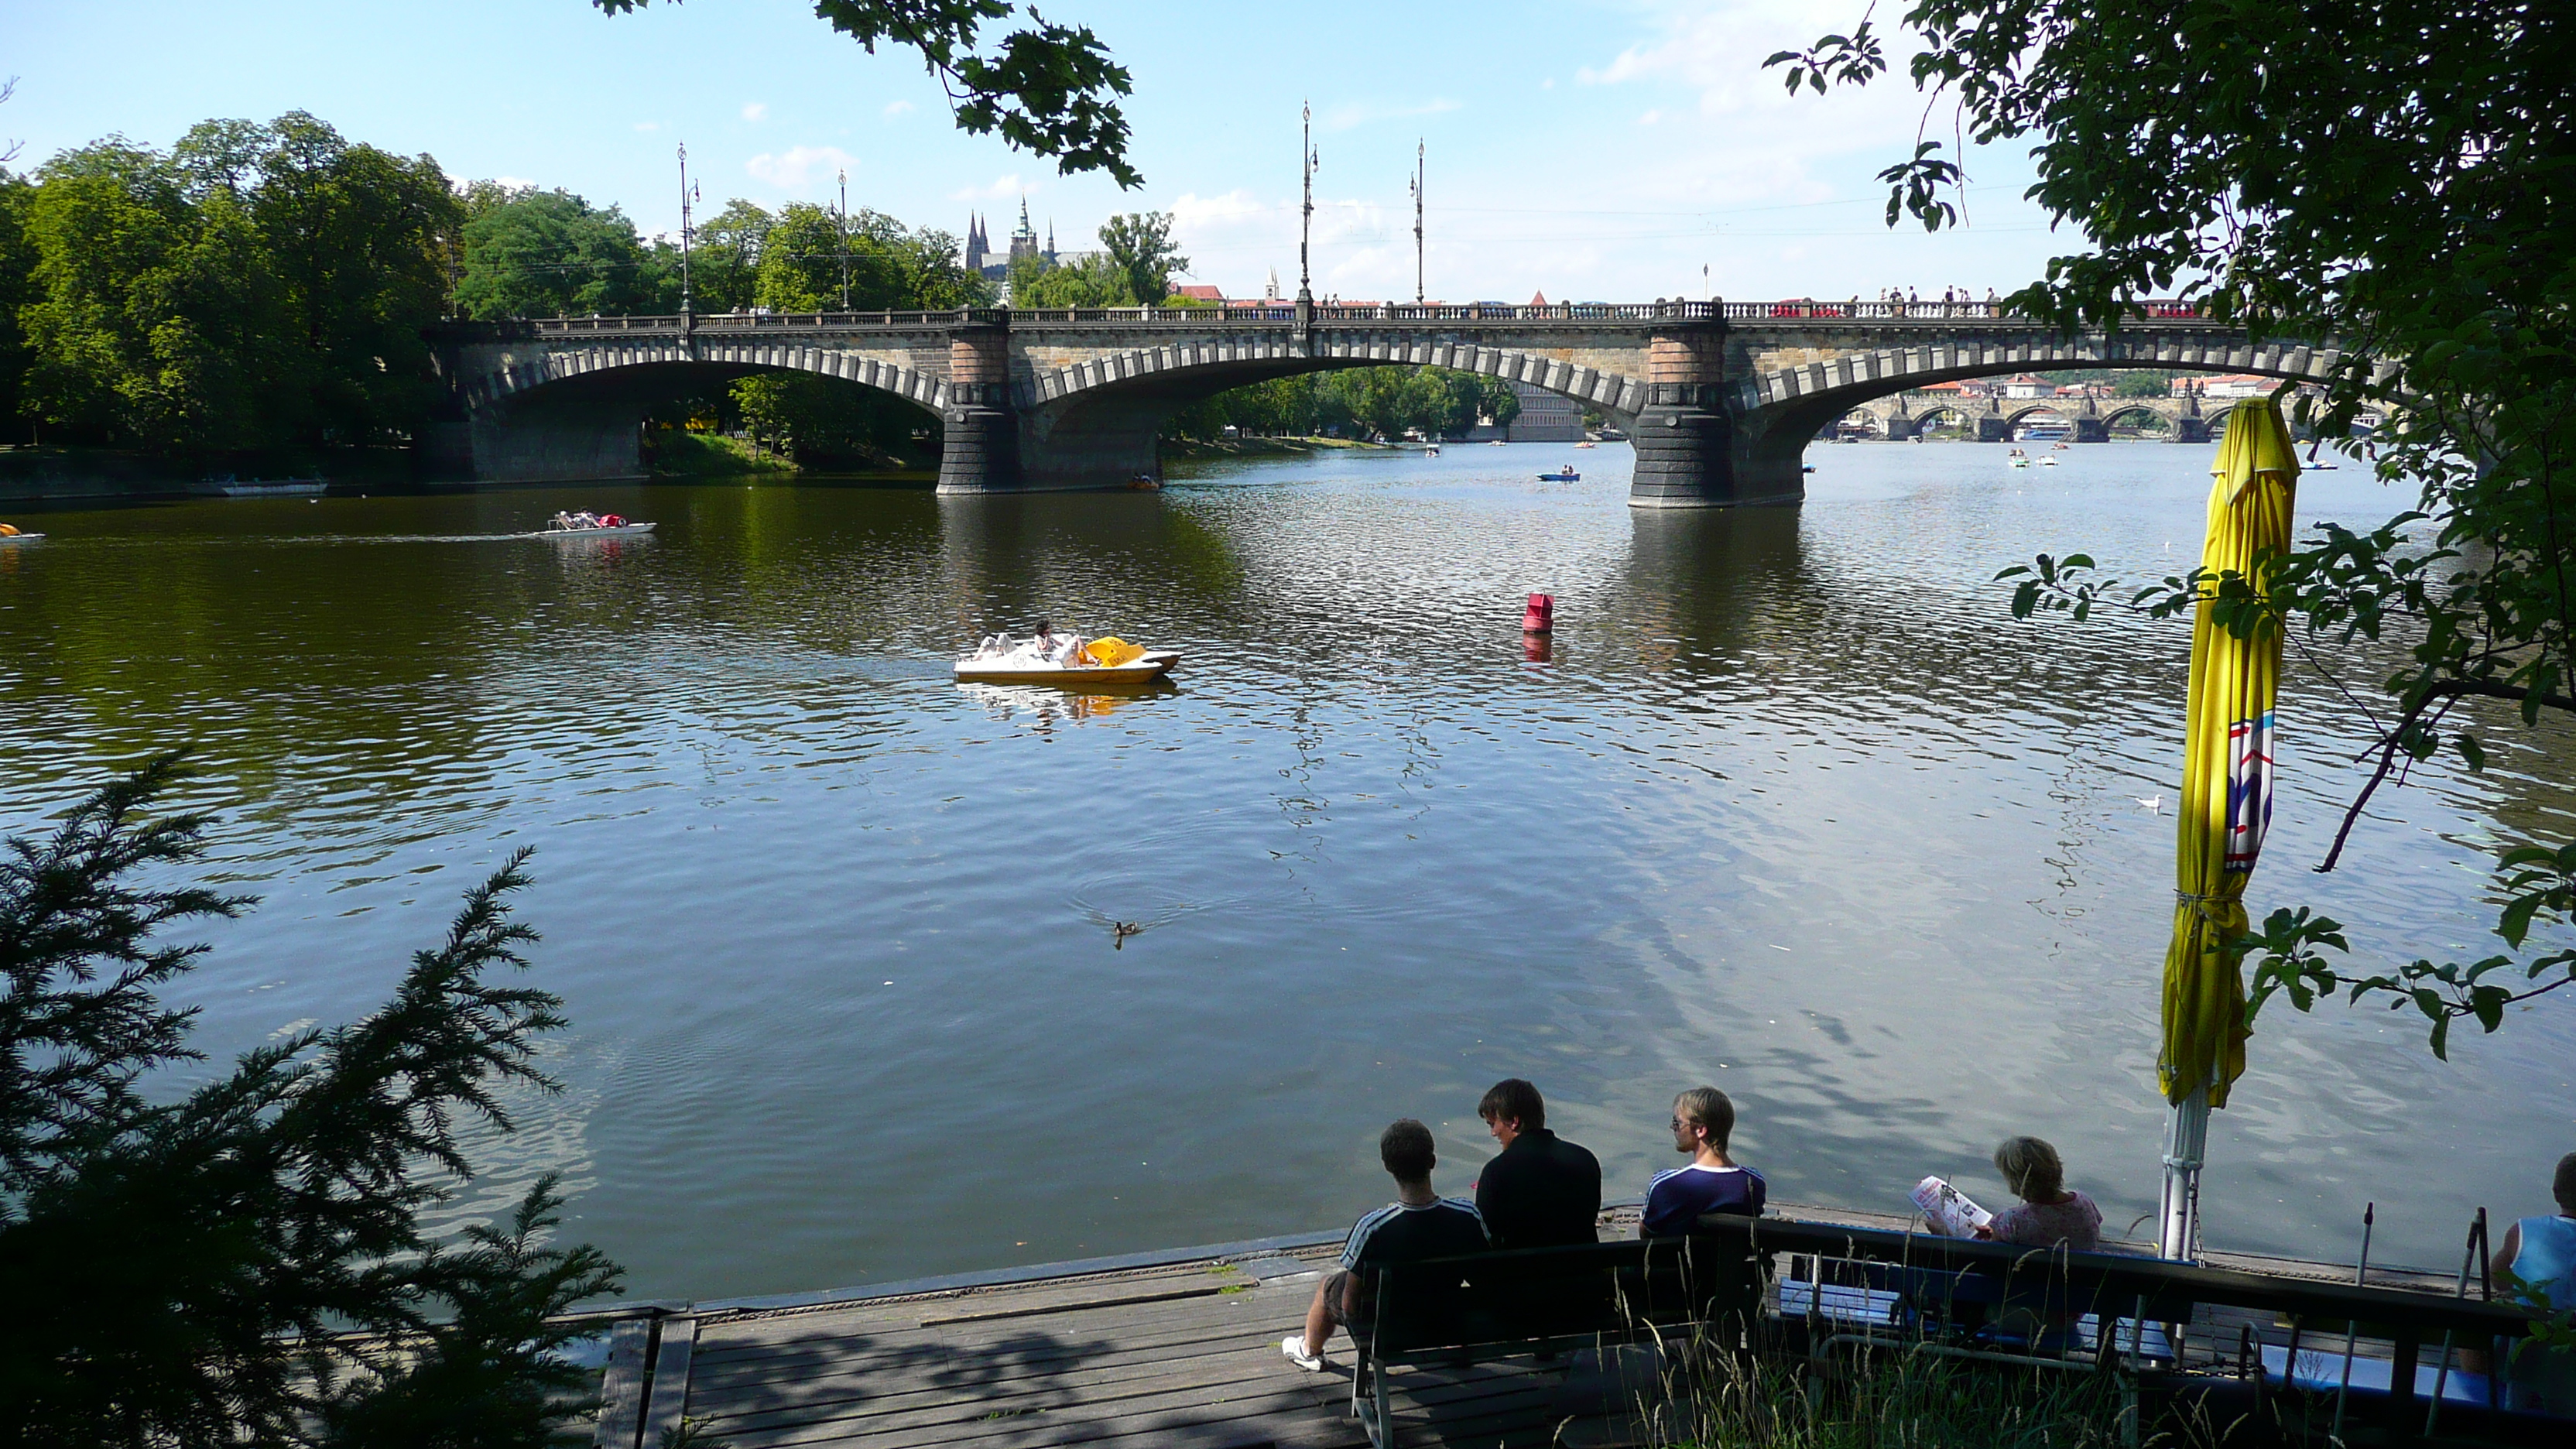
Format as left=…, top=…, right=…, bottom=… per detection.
left=2493, top=1151, right=2576, bottom=1413
left=1281, top=1118, right=1489, bottom=1372
left=1975, top=1136, right=2102, bottom=1250
left=1473, top=1077, right=1602, bottom=1249
left=1641, top=1087, right=1764, bottom=1237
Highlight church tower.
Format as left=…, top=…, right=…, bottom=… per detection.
left=963, top=214, right=988, bottom=277
left=1007, top=196, right=1041, bottom=269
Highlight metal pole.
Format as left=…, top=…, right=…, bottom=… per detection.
left=1411, top=139, right=1423, bottom=306
left=2331, top=1202, right=2374, bottom=1445
left=2157, top=1085, right=2208, bottom=1260
left=837, top=167, right=851, bottom=310
left=1297, top=101, right=1314, bottom=305
left=2424, top=1213, right=2482, bottom=1435
left=677, top=143, right=694, bottom=321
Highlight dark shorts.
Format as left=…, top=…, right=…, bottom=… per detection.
left=1319, top=1269, right=1356, bottom=1332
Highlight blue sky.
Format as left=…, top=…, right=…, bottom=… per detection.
left=6, top=0, right=2081, bottom=303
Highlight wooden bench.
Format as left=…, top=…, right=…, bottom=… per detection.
left=1697, top=1214, right=2566, bottom=1443
left=1350, top=1235, right=1764, bottom=1448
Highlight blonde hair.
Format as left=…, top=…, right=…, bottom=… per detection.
left=1994, top=1136, right=2065, bottom=1202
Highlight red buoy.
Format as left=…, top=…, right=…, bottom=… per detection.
left=1522, top=592, right=1554, bottom=633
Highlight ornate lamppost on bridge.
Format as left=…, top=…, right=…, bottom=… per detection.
left=836, top=167, right=851, bottom=312
left=1297, top=101, right=1317, bottom=339
left=1410, top=139, right=1425, bottom=307
left=677, top=143, right=697, bottom=338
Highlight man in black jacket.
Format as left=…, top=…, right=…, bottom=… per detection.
left=1471, top=1078, right=1602, bottom=1249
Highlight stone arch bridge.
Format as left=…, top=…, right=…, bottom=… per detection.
left=1841, top=388, right=2226, bottom=443
left=425, top=301, right=2362, bottom=507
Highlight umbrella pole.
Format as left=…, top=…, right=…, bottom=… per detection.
left=2158, top=1086, right=2210, bottom=1260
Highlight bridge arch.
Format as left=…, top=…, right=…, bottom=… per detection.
left=1730, top=333, right=2359, bottom=483
left=1022, top=334, right=1643, bottom=423
left=460, top=340, right=950, bottom=416
left=1012, top=332, right=1646, bottom=485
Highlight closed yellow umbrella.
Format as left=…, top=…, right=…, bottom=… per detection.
left=2157, top=396, right=2300, bottom=1260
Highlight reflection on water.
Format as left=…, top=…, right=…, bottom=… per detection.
left=1, top=447, right=2569, bottom=1299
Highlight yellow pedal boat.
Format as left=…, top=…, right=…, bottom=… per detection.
left=954, top=634, right=1180, bottom=686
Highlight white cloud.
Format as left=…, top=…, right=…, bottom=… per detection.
left=947, top=173, right=1026, bottom=202
left=745, top=146, right=858, bottom=189
left=741, top=102, right=768, bottom=122
left=492, top=175, right=537, bottom=191
left=883, top=100, right=915, bottom=117
left=633, top=121, right=660, bottom=133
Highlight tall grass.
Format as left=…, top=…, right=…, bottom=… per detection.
left=1629, top=1338, right=2151, bottom=1449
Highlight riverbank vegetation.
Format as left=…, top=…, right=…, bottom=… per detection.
left=1772, top=0, right=2576, bottom=1052
left=0, top=759, right=619, bottom=1444
left=1163, top=367, right=1522, bottom=444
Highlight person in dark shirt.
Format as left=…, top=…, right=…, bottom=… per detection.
left=1640, top=1085, right=1766, bottom=1237
left=1472, top=1077, right=1602, bottom=1249
left=1281, top=1118, right=1488, bottom=1372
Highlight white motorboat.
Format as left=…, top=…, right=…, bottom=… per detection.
left=538, top=521, right=657, bottom=538
left=955, top=632, right=1180, bottom=686
left=0, top=529, right=42, bottom=545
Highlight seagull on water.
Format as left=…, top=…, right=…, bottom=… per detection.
left=2135, top=793, right=2163, bottom=815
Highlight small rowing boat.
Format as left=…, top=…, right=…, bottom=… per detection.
left=1538, top=467, right=1580, bottom=481
left=956, top=631, right=1180, bottom=686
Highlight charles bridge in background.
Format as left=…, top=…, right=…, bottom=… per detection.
left=425, top=300, right=2358, bottom=507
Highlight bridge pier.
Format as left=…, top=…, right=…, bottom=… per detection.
left=936, top=321, right=1024, bottom=495
left=1631, top=325, right=1801, bottom=509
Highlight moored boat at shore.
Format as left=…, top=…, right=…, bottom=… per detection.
left=195, top=475, right=327, bottom=498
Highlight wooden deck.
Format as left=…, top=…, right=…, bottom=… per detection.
left=587, top=1202, right=2466, bottom=1449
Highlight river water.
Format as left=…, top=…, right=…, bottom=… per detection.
left=2, top=442, right=2569, bottom=1298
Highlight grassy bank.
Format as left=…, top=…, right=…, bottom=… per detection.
left=1161, top=435, right=1421, bottom=460
left=646, top=433, right=800, bottom=477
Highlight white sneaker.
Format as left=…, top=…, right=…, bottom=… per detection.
left=1280, top=1334, right=1325, bottom=1372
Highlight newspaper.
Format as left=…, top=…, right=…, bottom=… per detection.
left=1911, top=1175, right=1994, bottom=1237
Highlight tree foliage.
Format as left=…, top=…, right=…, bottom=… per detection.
left=0, top=759, right=622, bottom=1445
left=1166, top=367, right=1523, bottom=443
left=1096, top=211, right=1186, bottom=307
left=1773, top=1, right=2576, bottom=1052
left=454, top=184, right=669, bottom=320
left=594, top=0, right=1137, bottom=187
left=17, top=114, right=454, bottom=454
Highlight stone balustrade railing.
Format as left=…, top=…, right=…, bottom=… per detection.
left=513, top=299, right=2222, bottom=336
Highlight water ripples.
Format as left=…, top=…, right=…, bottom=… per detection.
left=1, top=446, right=2568, bottom=1297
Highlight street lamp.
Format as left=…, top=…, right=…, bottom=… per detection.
left=1298, top=101, right=1316, bottom=307
left=677, top=142, right=696, bottom=323
left=837, top=167, right=851, bottom=311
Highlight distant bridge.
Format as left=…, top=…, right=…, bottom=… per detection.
left=426, top=300, right=2361, bottom=507
left=1841, top=387, right=2225, bottom=443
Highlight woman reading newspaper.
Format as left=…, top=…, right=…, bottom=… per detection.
left=1913, top=1136, right=2102, bottom=1250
